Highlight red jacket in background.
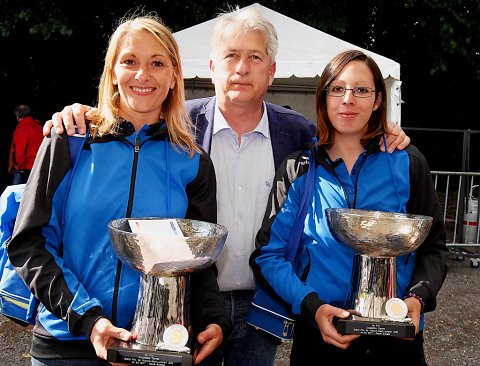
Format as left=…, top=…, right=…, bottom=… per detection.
left=12, top=116, right=44, bottom=170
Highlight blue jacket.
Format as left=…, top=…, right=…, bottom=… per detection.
left=7, top=121, right=231, bottom=358
left=185, top=97, right=316, bottom=170
left=0, top=184, right=39, bottom=325
left=250, top=140, right=448, bottom=329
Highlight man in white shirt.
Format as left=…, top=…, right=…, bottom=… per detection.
left=183, top=8, right=408, bottom=366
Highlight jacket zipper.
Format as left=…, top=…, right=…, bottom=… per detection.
left=112, top=136, right=141, bottom=326
left=326, top=153, right=367, bottom=209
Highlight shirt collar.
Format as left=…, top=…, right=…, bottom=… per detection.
left=213, top=102, right=270, bottom=138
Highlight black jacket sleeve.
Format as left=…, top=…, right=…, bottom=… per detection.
left=406, top=145, right=449, bottom=313
left=7, top=131, right=109, bottom=335
left=185, top=150, right=233, bottom=340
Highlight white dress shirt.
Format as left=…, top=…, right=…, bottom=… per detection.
left=210, top=103, right=275, bottom=291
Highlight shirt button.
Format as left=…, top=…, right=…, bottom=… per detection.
left=236, top=282, right=241, bottom=286
left=237, top=186, right=242, bottom=191
left=350, top=188, right=355, bottom=194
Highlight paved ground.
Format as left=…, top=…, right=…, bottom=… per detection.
left=274, top=255, right=480, bottom=365
left=0, top=256, right=479, bottom=365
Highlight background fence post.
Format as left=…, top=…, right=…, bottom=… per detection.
left=458, top=131, right=471, bottom=242
left=462, top=130, right=470, bottom=172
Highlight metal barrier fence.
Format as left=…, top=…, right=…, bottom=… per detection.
left=404, top=128, right=480, bottom=173
left=431, top=171, right=480, bottom=267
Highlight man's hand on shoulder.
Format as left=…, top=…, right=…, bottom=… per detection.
left=43, top=103, right=97, bottom=137
left=380, top=121, right=411, bottom=153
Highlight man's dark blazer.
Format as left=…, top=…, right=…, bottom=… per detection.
left=185, top=96, right=316, bottom=170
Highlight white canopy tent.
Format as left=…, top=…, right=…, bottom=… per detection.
left=174, top=3, right=402, bottom=124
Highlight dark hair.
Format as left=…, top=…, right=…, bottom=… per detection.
left=14, top=105, right=31, bottom=119
left=315, top=50, right=387, bottom=148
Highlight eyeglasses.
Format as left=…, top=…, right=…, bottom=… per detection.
left=325, top=85, right=376, bottom=98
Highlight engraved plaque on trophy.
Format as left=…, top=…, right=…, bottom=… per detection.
left=106, top=218, right=227, bottom=366
left=326, top=209, right=432, bottom=338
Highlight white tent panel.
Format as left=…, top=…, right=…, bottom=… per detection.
left=174, top=3, right=402, bottom=124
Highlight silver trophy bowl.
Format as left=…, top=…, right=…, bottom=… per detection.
left=107, top=217, right=227, bottom=353
left=326, top=209, right=432, bottom=322
left=326, top=208, right=433, bottom=257
left=108, top=217, right=227, bottom=276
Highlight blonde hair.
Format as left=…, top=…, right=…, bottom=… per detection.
left=92, top=15, right=197, bottom=157
left=210, top=7, right=278, bottom=64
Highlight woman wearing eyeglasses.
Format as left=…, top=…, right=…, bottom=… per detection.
left=250, top=50, right=447, bottom=365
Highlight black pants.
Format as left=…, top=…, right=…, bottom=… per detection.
left=290, top=321, right=428, bottom=366
left=12, top=169, right=31, bottom=184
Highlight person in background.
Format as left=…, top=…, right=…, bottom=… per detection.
left=42, top=8, right=411, bottom=366
left=250, top=50, right=448, bottom=365
left=9, top=104, right=43, bottom=184
left=7, top=15, right=231, bottom=366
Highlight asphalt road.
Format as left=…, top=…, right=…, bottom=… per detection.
left=0, top=256, right=478, bottom=365
left=274, top=256, right=480, bottom=365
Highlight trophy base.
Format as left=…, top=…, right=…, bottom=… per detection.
left=107, top=340, right=192, bottom=366
left=334, top=315, right=415, bottom=338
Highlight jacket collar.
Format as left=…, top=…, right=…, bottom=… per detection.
left=313, top=134, right=383, bottom=167
left=90, top=118, right=168, bottom=142
left=193, top=97, right=216, bottom=151
left=194, top=98, right=295, bottom=170
left=266, top=102, right=291, bottom=170
left=366, top=134, right=382, bottom=155
left=17, top=116, right=38, bottom=126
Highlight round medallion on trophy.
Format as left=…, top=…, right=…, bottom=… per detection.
left=163, top=324, right=189, bottom=350
left=385, top=298, right=408, bottom=320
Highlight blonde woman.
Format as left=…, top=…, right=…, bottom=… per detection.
left=8, top=16, right=231, bottom=366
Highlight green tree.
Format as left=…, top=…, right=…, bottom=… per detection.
left=0, top=0, right=478, bottom=187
